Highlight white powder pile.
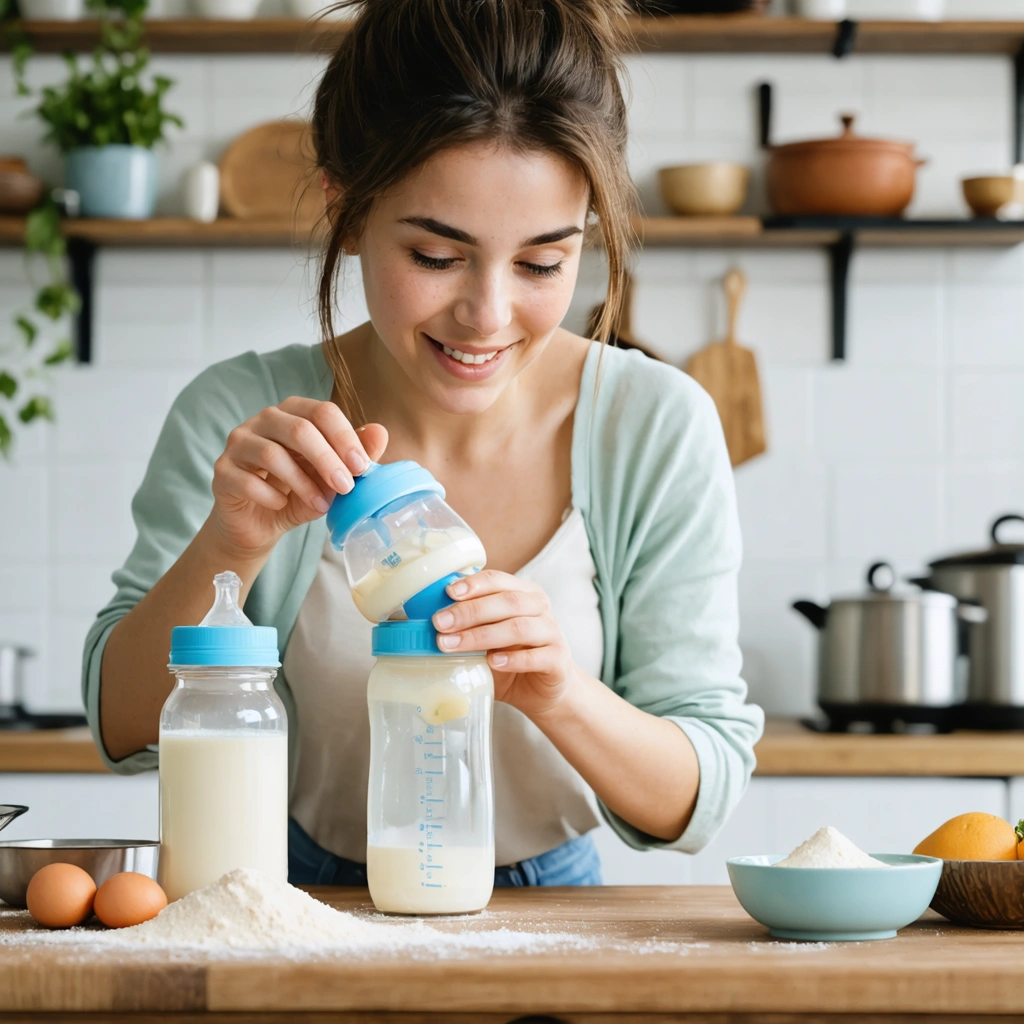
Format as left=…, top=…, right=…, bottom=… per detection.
left=774, top=826, right=888, bottom=869
left=0, top=868, right=598, bottom=959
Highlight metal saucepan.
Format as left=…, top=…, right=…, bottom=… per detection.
left=0, top=806, right=27, bottom=835
left=794, top=562, right=987, bottom=731
left=0, top=839, right=160, bottom=908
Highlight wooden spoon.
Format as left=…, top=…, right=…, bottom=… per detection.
left=684, top=268, right=766, bottom=467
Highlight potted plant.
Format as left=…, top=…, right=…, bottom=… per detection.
left=15, top=0, right=182, bottom=219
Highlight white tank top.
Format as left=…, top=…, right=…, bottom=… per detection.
left=284, top=507, right=605, bottom=866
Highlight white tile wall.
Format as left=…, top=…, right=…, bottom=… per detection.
left=0, top=47, right=1022, bottom=722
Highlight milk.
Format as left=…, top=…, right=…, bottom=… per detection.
left=158, top=730, right=288, bottom=902
left=366, top=845, right=494, bottom=914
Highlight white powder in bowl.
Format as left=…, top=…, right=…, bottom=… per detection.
left=774, top=826, right=889, bottom=869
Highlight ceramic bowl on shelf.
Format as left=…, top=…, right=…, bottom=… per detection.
left=962, top=176, right=1018, bottom=218
left=658, top=162, right=750, bottom=217
left=727, top=854, right=942, bottom=941
left=930, top=859, right=1024, bottom=928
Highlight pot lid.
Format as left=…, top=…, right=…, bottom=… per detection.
left=773, top=114, right=916, bottom=158
left=930, top=514, right=1024, bottom=567
left=830, top=562, right=956, bottom=606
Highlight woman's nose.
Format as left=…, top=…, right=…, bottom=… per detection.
left=452, top=269, right=512, bottom=338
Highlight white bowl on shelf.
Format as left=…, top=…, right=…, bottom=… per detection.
left=193, top=0, right=260, bottom=18
left=19, top=0, right=85, bottom=19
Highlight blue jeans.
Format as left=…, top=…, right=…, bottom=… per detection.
left=288, top=817, right=602, bottom=887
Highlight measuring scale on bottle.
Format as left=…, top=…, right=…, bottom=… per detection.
left=328, top=461, right=495, bottom=916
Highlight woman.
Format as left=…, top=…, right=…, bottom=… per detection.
left=84, top=0, right=763, bottom=887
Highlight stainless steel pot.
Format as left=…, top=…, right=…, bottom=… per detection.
left=793, top=562, right=986, bottom=731
left=915, top=515, right=1024, bottom=727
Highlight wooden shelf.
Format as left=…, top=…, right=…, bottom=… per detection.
left=7, top=17, right=1024, bottom=56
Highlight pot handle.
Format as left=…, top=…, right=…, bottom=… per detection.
left=758, top=81, right=772, bottom=150
left=991, top=513, right=1024, bottom=546
left=792, top=600, right=827, bottom=630
left=866, top=561, right=895, bottom=592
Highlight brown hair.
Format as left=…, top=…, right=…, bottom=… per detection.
left=311, top=0, right=637, bottom=412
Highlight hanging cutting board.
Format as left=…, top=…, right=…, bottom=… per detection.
left=684, top=268, right=766, bottom=467
left=219, top=120, right=325, bottom=227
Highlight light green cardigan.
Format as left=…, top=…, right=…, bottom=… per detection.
left=82, top=340, right=764, bottom=855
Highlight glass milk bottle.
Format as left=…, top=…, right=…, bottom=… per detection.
left=159, top=571, right=288, bottom=902
left=367, top=620, right=494, bottom=915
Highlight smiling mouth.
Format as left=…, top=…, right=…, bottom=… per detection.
left=428, top=337, right=507, bottom=365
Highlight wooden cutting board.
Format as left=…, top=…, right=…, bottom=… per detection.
left=685, top=267, right=766, bottom=467
left=219, top=120, right=325, bottom=228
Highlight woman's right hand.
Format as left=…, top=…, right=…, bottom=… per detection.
left=209, top=397, right=389, bottom=556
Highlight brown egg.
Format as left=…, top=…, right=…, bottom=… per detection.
left=93, top=872, right=167, bottom=929
left=26, top=862, right=97, bottom=928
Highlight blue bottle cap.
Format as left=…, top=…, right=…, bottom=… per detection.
left=169, top=625, right=280, bottom=668
left=401, top=573, right=463, bottom=620
left=371, top=619, right=484, bottom=658
left=326, top=461, right=445, bottom=550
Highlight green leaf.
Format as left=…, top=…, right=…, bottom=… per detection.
left=18, top=395, right=53, bottom=424
left=0, top=415, right=12, bottom=460
left=43, top=339, right=73, bottom=366
left=24, top=201, right=62, bottom=256
left=35, top=283, right=76, bottom=320
left=15, top=315, right=37, bottom=346
left=0, top=372, right=17, bottom=400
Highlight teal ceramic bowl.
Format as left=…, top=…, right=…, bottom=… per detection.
left=727, top=854, right=942, bottom=941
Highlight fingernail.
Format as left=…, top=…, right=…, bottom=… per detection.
left=346, top=450, right=369, bottom=474
left=491, top=653, right=508, bottom=667
left=438, top=633, right=460, bottom=650
left=332, top=470, right=353, bottom=494
left=449, top=581, right=469, bottom=598
left=313, top=495, right=330, bottom=515
left=434, top=610, right=454, bottom=629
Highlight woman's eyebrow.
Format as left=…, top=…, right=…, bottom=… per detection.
left=398, top=217, right=583, bottom=249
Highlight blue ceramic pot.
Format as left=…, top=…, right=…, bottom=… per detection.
left=65, top=145, right=160, bottom=219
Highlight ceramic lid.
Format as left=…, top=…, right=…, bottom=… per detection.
left=773, top=114, right=916, bottom=158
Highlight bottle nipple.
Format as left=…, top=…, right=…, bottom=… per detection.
left=199, top=571, right=253, bottom=627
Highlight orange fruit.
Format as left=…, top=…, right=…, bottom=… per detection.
left=913, top=812, right=1018, bottom=861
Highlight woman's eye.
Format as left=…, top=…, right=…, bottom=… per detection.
left=519, top=261, right=564, bottom=279
left=411, top=251, right=459, bottom=271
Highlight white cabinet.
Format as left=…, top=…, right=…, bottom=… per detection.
left=596, top=777, right=1010, bottom=886
left=0, top=773, right=159, bottom=841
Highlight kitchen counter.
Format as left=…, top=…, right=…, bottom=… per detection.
left=1, top=886, right=1022, bottom=1021
left=5, top=720, right=1024, bottom=777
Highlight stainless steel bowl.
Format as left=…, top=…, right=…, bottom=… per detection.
left=0, top=839, right=159, bottom=908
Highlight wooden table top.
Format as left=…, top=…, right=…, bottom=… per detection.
left=1, top=886, right=1022, bottom=1020
left=5, top=720, right=1024, bottom=778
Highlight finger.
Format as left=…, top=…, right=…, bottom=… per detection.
left=488, top=647, right=553, bottom=674
left=230, top=432, right=331, bottom=514
left=214, top=459, right=289, bottom=511
left=356, top=423, right=389, bottom=463
left=433, top=589, right=548, bottom=633
left=436, top=615, right=559, bottom=654
left=445, top=569, right=543, bottom=602
left=278, top=397, right=372, bottom=479
left=256, top=406, right=355, bottom=496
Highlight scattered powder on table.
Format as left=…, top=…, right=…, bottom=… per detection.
left=0, top=868, right=598, bottom=959
left=774, top=826, right=888, bottom=869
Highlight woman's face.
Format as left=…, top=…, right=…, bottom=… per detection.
left=352, top=142, right=590, bottom=415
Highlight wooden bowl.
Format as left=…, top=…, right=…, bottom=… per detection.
left=962, top=176, right=1016, bottom=218
left=0, top=168, right=45, bottom=214
left=929, top=858, right=1024, bottom=929
left=658, top=163, right=750, bottom=217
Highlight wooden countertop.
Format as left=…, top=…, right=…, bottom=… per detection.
left=1, top=887, right=1022, bottom=1020
left=5, top=719, right=1024, bottom=777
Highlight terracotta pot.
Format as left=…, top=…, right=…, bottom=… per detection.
left=766, top=114, right=924, bottom=218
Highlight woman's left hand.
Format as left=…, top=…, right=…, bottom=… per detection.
left=432, top=570, right=578, bottom=722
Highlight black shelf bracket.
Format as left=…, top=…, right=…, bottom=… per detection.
left=1015, top=42, right=1024, bottom=164
left=832, top=18, right=858, bottom=59
left=66, top=237, right=96, bottom=364
left=827, top=232, right=855, bottom=362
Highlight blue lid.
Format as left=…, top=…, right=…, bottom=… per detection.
left=326, top=461, right=445, bottom=549
left=372, top=619, right=483, bottom=657
left=169, top=625, right=280, bottom=667
left=402, top=573, right=462, bottom=620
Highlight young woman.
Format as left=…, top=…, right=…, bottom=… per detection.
left=84, top=0, right=763, bottom=887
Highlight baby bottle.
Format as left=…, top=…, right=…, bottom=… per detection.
left=159, top=571, right=288, bottom=902
left=326, top=461, right=487, bottom=623
left=366, top=620, right=494, bottom=914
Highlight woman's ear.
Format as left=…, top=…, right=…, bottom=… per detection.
left=320, top=170, right=359, bottom=255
